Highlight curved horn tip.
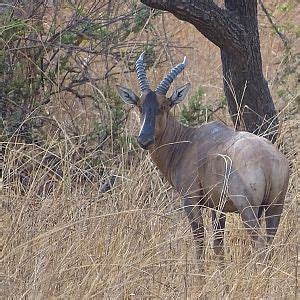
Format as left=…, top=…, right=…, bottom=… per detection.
left=138, top=52, right=146, bottom=61
left=182, top=56, right=187, bottom=66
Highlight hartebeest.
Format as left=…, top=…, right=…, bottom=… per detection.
left=116, top=53, right=289, bottom=264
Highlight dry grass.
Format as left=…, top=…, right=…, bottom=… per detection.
left=1, top=119, right=298, bottom=299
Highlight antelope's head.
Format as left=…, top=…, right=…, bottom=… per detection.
left=116, top=52, right=191, bottom=150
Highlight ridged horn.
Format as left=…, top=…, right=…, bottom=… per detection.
left=156, top=57, right=187, bottom=95
left=135, top=52, right=150, bottom=93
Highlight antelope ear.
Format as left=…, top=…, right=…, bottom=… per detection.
left=169, top=83, right=191, bottom=107
left=116, top=85, right=138, bottom=105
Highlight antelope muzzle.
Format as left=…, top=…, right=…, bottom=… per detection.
left=137, top=134, right=154, bottom=150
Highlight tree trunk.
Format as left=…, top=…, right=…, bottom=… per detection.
left=141, top=0, right=278, bottom=142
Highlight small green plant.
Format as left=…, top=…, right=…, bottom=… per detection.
left=275, top=1, right=294, bottom=13
left=277, top=89, right=285, bottom=98
left=180, top=87, right=212, bottom=126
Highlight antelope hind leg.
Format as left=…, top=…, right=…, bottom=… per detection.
left=264, top=198, right=285, bottom=259
left=241, top=206, right=267, bottom=261
left=212, top=210, right=226, bottom=263
left=230, top=196, right=267, bottom=261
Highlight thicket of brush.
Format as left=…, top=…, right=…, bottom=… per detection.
left=1, top=1, right=299, bottom=298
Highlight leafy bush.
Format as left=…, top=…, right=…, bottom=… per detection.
left=0, top=1, right=163, bottom=147
left=0, top=1, right=166, bottom=193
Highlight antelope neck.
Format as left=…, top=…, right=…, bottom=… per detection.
left=150, top=115, right=195, bottom=185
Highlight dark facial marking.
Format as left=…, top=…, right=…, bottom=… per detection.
left=142, top=91, right=159, bottom=115
left=137, top=91, right=159, bottom=149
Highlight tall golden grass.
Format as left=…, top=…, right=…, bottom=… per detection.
left=1, top=115, right=298, bottom=298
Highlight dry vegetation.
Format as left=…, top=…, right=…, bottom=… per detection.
left=1, top=121, right=299, bottom=298
left=1, top=0, right=299, bottom=298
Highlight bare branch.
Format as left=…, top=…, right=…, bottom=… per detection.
left=258, top=0, right=289, bottom=48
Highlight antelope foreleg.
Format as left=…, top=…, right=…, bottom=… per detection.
left=184, top=197, right=205, bottom=267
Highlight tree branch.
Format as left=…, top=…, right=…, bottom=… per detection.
left=141, top=0, right=247, bottom=56
left=258, top=0, right=289, bottom=48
